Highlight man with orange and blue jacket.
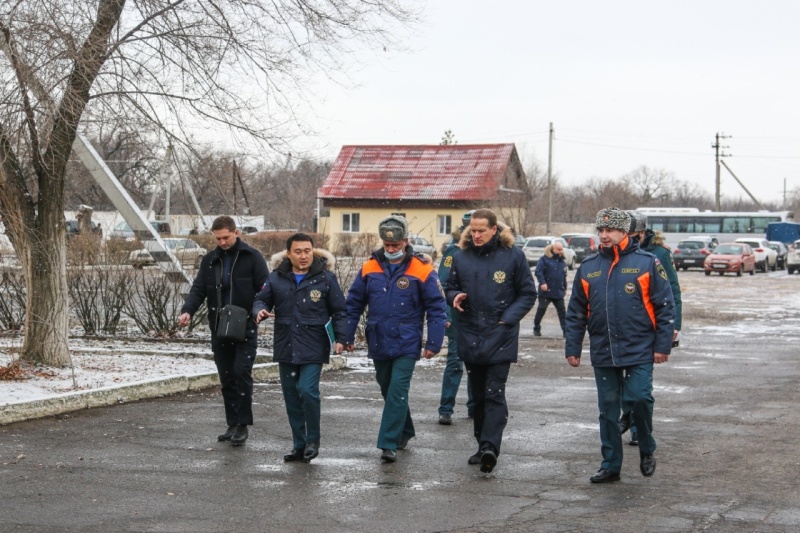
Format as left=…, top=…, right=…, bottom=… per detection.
left=565, top=207, right=675, bottom=484
left=345, top=215, right=447, bottom=463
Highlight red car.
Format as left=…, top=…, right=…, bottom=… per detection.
left=703, top=243, right=756, bottom=276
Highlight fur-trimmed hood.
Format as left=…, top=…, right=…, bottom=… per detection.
left=459, top=223, right=515, bottom=250
left=270, top=248, right=336, bottom=272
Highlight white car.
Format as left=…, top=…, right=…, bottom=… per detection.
left=734, top=238, right=778, bottom=272
left=129, top=238, right=207, bottom=269
left=523, top=236, right=576, bottom=269
left=408, top=234, right=437, bottom=260
left=787, top=240, right=800, bottom=274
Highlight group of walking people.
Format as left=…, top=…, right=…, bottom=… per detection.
left=179, top=206, right=678, bottom=482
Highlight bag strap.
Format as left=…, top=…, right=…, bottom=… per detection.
left=214, top=260, right=223, bottom=329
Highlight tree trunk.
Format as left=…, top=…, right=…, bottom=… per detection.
left=21, top=225, right=71, bottom=367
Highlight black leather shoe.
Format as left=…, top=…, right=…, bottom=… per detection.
left=533, top=328, right=542, bottom=337
left=303, top=443, right=319, bottom=463
left=468, top=451, right=482, bottom=465
left=397, top=435, right=412, bottom=450
left=589, top=468, right=621, bottom=483
left=480, top=449, right=497, bottom=473
left=619, top=411, right=632, bottom=435
left=438, top=413, right=452, bottom=425
left=380, top=449, right=397, bottom=463
left=217, top=426, right=235, bottom=441
left=283, top=448, right=305, bottom=462
left=640, top=453, right=656, bottom=477
left=230, top=425, right=248, bottom=446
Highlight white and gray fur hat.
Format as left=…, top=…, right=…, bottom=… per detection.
left=378, top=215, right=409, bottom=241
left=595, top=208, right=631, bottom=232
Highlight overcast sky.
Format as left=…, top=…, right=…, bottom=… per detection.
left=291, top=0, right=799, bottom=206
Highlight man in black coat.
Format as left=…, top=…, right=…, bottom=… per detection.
left=253, top=233, right=347, bottom=463
left=179, top=216, right=269, bottom=446
left=444, top=208, right=537, bottom=473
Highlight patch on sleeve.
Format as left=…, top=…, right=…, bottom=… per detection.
left=657, top=263, right=668, bottom=280
left=443, top=255, right=452, bottom=268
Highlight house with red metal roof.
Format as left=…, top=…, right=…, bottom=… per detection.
left=317, top=144, right=529, bottom=255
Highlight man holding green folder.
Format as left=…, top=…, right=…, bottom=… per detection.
left=253, top=233, right=347, bottom=463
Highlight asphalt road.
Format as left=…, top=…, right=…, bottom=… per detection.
left=1, top=269, right=800, bottom=532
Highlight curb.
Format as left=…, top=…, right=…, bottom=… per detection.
left=0, top=356, right=347, bottom=426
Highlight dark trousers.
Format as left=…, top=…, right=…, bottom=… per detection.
left=438, top=334, right=475, bottom=415
left=594, top=364, right=656, bottom=471
left=279, top=363, right=323, bottom=449
left=465, top=362, right=511, bottom=455
left=211, top=334, right=257, bottom=426
left=373, top=357, right=416, bottom=450
left=533, top=295, right=566, bottom=333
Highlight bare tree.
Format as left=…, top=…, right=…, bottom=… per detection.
left=0, top=0, right=416, bottom=366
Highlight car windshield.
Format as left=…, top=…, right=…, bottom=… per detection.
left=714, top=245, right=741, bottom=255
left=571, top=238, right=590, bottom=246
left=525, top=239, right=549, bottom=248
left=678, top=241, right=704, bottom=249
left=114, top=221, right=132, bottom=231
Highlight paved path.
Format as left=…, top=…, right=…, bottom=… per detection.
left=2, top=270, right=800, bottom=532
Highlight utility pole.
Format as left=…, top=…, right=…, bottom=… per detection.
left=712, top=132, right=731, bottom=211
left=546, top=122, right=554, bottom=234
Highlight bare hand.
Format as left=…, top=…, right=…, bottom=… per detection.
left=540, top=283, right=548, bottom=292
left=453, top=293, right=467, bottom=312
left=345, top=343, right=355, bottom=352
left=334, top=342, right=344, bottom=355
left=567, top=356, right=581, bottom=367
left=178, top=312, right=191, bottom=327
left=654, top=352, right=669, bottom=364
left=423, top=349, right=438, bottom=359
left=255, top=309, right=274, bottom=324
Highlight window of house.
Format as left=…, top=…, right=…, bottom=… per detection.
left=342, top=213, right=360, bottom=233
left=438, top=215, right=451, bottom=235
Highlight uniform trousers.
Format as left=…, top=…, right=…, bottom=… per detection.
left=373, top=357, right=416, bottom=450
left=438, top=334, right=474, bottom=416
left=279, top=362, right=323, bottom=449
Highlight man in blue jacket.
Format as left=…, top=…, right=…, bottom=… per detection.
left=445, top=208, right=537, bottom=474
left=253, top=233, right=347, bottom=463
left=345, top=215, right=447, bottom=463
left=179, top=216, right=269, bottom=446
left=565, top=208, right=675, bottom=483
left=533, top=241, right=568, bottom=337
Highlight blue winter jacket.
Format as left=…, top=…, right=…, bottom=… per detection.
left=565, top=236, right=675, bottom=367
left=437, top=230, right=463, bottom=335
left=252, top=249, right=347, bottom=365
left=534, top=245, right=568, bottom=299
left=444, top=226, right=537, bottom=365
left=345, top=247, right=447, bottom=360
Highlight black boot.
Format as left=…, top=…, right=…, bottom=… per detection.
left=230, top=425, right=248, bottom=446
left=303, top=443, right=319, bottom=462
left=533, top=326, right=541, bottom=337
left=217, top=426, right=235, bottom=441
left=283, top=448, right=305, bottom=462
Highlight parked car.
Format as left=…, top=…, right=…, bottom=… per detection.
left=109, top=220, right=172, bottom=241
left=703, top=243, right=756, bottom=276
left=129, top=238, right=206, bottom=269
left=65, top=219, right=103, bottom=240
left=564, top=233, right=598, bottom=263
left=734, top=238, right=778, bottom=272
left=768, top=241, right=788, bottom=270
left=513, top=234, right=526, bottom=248
left=523, top=236, right=576, bottom=269
left=408, top=234, right=437, bottom=260
left=787, top=239, right=800, bottom=274
left=673, top=240, right=714, bottom=270
left=687, top=235, right=719, bottom=250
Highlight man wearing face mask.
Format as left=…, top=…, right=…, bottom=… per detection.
left=532, top=241, right=568, bottom=338
left=345, top=215, right=447, bottom=463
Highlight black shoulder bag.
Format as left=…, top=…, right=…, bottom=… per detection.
left=215, top=261, right=248, bottom=343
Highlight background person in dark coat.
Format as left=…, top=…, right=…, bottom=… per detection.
left=253, top=233, right=347, bottom=463
left=436, top=211, right=475, bottom=425
left=179, top=216, right=269, bottom=446
left=345, top=215, right=447, bottom=464
left=533, top=242, right=568, bottom=337
left=444, top=208, right=537, bottom=473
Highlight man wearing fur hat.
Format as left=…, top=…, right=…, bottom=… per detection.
left=444, top=208, right=536, bottom=474
left=565, top=208, right=675, bottom=484
left=345, top=215, right=447, bottom=463
left=252, top=233, right=348, bottom=463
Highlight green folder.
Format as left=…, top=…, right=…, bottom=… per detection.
left=325, top=319, right=335, bottom=351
